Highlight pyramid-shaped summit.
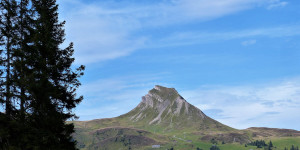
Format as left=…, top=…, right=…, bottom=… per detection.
left=121, top=85, right=233, bottom=132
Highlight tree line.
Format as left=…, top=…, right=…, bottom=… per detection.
left=247, top=140, right=299, bottom=150
left=0, top=0, right=84, bottom=149
left=247, top=140, right=268, bottom=148
left=285, top=145, right=300, bottom=150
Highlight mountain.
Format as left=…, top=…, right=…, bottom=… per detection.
left=72, top=85, right=300, bottom=150
left=120, top=85, right=233, bottom=132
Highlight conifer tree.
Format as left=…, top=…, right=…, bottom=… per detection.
left=0, top=1, right=22, bottom=148
left=10, top=1, right=34, bottom=148
left=1, top=0, right=84, bottom=149
left=210, top=145, right=220, bottom=150
left=21, top=0, right=85, bottom=149
left=0, top=0, right=18, bottom=118
left=269, top=141, right=273, bottom=147
left=13, top=0, right=31, bottom=123
left=0, top=1, right=4, bottom=109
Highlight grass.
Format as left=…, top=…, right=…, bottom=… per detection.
left=142, top=134, right=300, bottom=150
left=71, top=86, right=300, bottom=150
left=72, top=119, right=300, bottom=150
left=266, top=137, right=300, bottom=149
left=72, top=117, right=300, bottom=150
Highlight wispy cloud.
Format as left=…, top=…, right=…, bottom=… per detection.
left=267, top=0, right=288, bottom=10
left=180, top=77, right=300, bottom=130
left=60, top=1, right=148, bottom=64
left=155, top=25, right=300, bottom=47
left=76, top=73, right=172, bottom=120
left=241, top=39, right=257, bottom=46
left=58, top=0, right=297, bottom=125
left=58, top=0, right=288, bottom=65
left=76, top=75, right=300, bottom=130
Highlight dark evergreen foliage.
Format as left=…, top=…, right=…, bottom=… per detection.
left=266, top=140, right=274, bottom=150
left=0, top=0, right=22, bottom=148
left=0, top=0, right=84, bottom=149
left=13, top=0, right=32, bottom=123
left=290, top=145, right=300, bottom=150
left=210, top=145, right=220, bottom=150
left=269, top=141, right=273, bottom=148
left=0, top=0, right=18, bottom=118
left=247, top=140, right=282, bottom=150
left=291, top=145, right=296, bottom=150
left=211, top=138, right=218, bottom=144
left=248, top=140, right=267, bottom=148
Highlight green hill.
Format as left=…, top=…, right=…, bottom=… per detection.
left=72, top=85, right=300, bottom=150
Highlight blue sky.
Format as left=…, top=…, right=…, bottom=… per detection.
left=58, top=0, right=300, bottom=130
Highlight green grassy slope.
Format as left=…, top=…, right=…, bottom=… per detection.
left=71, top=85, right=300, bottom=150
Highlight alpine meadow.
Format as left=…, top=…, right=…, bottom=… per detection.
left=1, top=0, right=300, bottom=150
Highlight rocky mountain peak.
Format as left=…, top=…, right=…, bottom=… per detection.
left=141, top=85, right=187, bottom=108
left=129, top=85, right=208, bottom=125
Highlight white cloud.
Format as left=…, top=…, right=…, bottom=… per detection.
left=176, top=0, right=259, bottom=20
left=156, top=25, right=300, bottom=47
left=180, top=77, right=300, bottom=130
left=241, top=39, right=256, bottom=46
left=267, top=0, right=288, bottom=10
left=58, top=0, right=286, bottom=65
left=60, top=2, right=148, bottom=64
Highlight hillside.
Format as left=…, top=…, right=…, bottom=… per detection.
left=72, top=85, right=300, bottom=150
left=246, top=127, right=300, bottom=138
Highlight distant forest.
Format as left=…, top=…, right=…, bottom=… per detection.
left=0, top=0, right=84, bottom=149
